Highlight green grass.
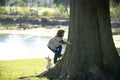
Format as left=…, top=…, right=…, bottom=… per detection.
left=0, top=48, right=120, bottom=80
left=117, top=48, right=120, bottom=55
left=0, top=58, right=50, bottom=80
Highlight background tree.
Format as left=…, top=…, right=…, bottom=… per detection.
left=53, top=0, right=70, bottom=18
left=53, top=0, right=70, bottom=6
left=111, top=0, right=120, bottom=4
left=18, top=0, right=26, bottom=7
left=110, top=0, right=120, bottom=7
left=38, top=0, right=120, bottom=80
left=110, top=0, right=120, bottom=21
left=0, top=0, right=6, bottom=6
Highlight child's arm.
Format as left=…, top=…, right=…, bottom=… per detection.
left=59, top=40, right=72, bottom=44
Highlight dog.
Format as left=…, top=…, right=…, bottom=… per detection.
left=45, top=56, right=52, bottom=70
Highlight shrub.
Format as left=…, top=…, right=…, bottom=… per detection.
left=0, top=7, right=7, bottom=14
left=53, top=4, right=69, bottom=18
left=42, top=11, right=52, bottom=17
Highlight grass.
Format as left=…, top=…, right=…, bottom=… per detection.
left=0, top=58, right=50, bottom=80
left=117, top=48, right=120, bottom=55
left=0, top=48, right=120, bottom=80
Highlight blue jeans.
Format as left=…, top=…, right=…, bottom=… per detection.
left=48, top=45, right=62, bottom=64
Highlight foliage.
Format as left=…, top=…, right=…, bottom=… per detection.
left=53, top=4, right=69, bottom=18
left=42, top=11, right=52, bottom=17
left=0, top=0, right=5, bottom=6
left=53, top=0, right=70, bottom=6
left=0, top=7, right=7, bottom=14
left=0, top=6, right=69, bottom=19
left=0, top=58, right=52, bottom=80
left=18, top=0, right=27, bottom=7
left=110, top=0, right=120, bottom=7
left=18, top=7, right=30, bottom=15
left=111, top=0, right=120, bottom=4
left=110, top=3, right=120, bottom=21
left=5, top=0, right=55, bottom=7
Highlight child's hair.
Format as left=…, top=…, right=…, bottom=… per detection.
left=56, top=29, right=65, bottom=37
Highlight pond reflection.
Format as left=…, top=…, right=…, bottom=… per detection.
left=0, top=34, right=66, bottom=60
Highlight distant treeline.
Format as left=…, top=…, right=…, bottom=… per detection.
left=0, top=17, right=69, bottom=27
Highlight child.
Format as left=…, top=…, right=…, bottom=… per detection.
left=47, top=29, right=71, bottom=64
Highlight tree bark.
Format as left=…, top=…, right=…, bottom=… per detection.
left=37, top=0, right=120, bottom=80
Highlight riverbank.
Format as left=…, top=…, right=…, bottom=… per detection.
left=0, top=27, right=119, bottom=48
left=0, top=27, right=68, bottom=38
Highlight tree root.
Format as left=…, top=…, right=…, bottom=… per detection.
left=18, top=60, right=62, bottom=80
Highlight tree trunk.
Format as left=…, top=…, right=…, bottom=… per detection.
left=38, top=0, right=120, bottom=80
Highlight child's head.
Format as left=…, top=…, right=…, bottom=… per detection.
left=56, top=29, right=65, bottom=37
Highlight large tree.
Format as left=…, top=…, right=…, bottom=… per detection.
left=37, top=0, right=120, bottom=80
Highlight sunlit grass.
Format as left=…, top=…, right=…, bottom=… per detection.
left=0, top=58, right=50, bottom=80
left=17, top=77, right=49, bottom=80
left=117, top=48, right=120, bottom=56
left=0, top=48, right=120, bottom=80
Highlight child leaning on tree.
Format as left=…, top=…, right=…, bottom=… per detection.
left=47, top=29, right=71, bottom=64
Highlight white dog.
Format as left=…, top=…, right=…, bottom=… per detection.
left=45, top=56, right=52, bottom=70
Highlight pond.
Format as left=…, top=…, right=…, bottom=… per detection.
left=0, top=34, right=66, bottom=60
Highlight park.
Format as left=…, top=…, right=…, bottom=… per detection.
left=0, top=0, right=120, bottom=80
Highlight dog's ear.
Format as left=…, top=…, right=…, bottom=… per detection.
left=45, top=57, right=48, bottom=59
left=48, top=56, right=50, bottom=58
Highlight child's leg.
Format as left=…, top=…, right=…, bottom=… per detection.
left=56, top=45, right=62, bottom=57
left=54, top=45, right=62, bottom=64
left=54, top=53, right=58, bottom=64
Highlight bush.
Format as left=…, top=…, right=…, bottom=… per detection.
left=53, top=4, right=69, bottom=18
left=42, top=11, right=52, bottom=17
left=18, top=7, right=30, bottom=16
left=0, top=7, right=7, bottom=14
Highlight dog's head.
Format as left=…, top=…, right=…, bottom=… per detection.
left=45, top=56, right=51, bottom=62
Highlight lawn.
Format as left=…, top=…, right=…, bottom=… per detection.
left=0, top=58, right=50, bottom=80
left=0, top=48, right=120, bottom=80
left=117, top=48, right=120, bottom=55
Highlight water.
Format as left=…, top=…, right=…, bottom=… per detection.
left=0, top=34, right=65, bottom=60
